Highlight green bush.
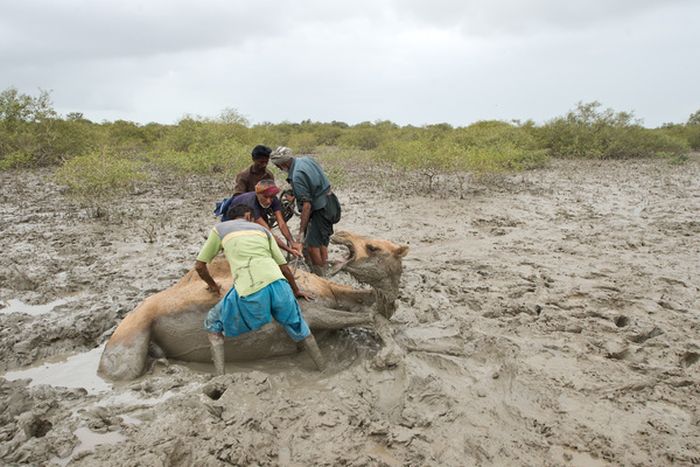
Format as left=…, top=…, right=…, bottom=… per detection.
left=0, top=151, right=34, bottom=170
left=5, top=84, right=695, bottom=201
left=0, top=87, right=61, bottom=167
left=287, top=132, right=318, bottom=154
left=313, top=146, right=380, bottom=188
left=542, top=101, right=688, bottom=158
left=55, top=150, right=147, bottom=198
left=462, top=145, right=548, bottom=172
left=337, top=122, right=394, bottom=150
left=149, top=141, right=249, bottom=176
left=377, top=121, right=548, bottom=187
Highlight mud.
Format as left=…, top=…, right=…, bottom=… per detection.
left=1, top=157, right=699, bottom=465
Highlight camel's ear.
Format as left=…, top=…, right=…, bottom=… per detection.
left=395, top=245, right=409, bottom=257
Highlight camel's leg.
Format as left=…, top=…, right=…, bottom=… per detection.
left=99, top=304, right=154, bottom=381
left=302, top=304, right=373, bottom=329
left=310, top=263, right=326, bottom=277
left=372, top=314, right=405, bottom=370
left=302, top=334, right=326, bottom=371
left=208, top=333, right=225, bottom=376
left=326, top=284, right=376, bottom=309
left=148, top=341, right=166, bottom=359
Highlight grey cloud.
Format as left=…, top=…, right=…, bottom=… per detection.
left=1, top=1, right=277, bottom=65
left=1, top=0, right=698, bottom=127
left=390, top=0, right=697, bottom=36
left=0, top=0, right=388, bottom=66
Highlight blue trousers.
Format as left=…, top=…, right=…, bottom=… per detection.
left=204, top=279, right=310, bottom=342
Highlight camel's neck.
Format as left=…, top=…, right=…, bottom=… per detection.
left=372, top=276, right=400, bottom=319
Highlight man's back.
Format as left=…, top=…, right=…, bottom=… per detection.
left=288, top=156, right=331, bottom=211
left=197, top=219, right=286, bottom=296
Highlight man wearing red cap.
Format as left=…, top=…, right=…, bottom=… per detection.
left=228, top=179, right=301, bottom=257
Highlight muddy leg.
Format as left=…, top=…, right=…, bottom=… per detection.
left=372, top=314, right=404, bottom=370
left=327, top=285, right=376, bottom=308
left=308, top=247, right=326, bottom=276
left=302, top=334, right=326, bottom=371
left=208, top=333, right=225, bottom=376
left=309, top=262, right=327, bottom=277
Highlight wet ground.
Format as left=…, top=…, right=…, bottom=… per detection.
left=1, top=157, right=699, bottom=465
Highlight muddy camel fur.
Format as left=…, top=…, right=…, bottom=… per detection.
left=98, top=231, right=409, bottom=380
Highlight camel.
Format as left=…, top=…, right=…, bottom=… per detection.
left=98, top=231, right=408, bottom=381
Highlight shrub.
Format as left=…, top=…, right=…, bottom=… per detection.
left=337, top=122, right=394, bottom=150
left=0, top=87, right=61, bottom=167
left=313, top=146, right=379, bottom=188
left=287, top=132, right=318, bottom=154
left=0, top=151, right=34, bottom=170
left=55, top=149, right=147, bottom=199
left=542, top=101, right=689, bottom=158
left=149, top=141, right=249, bottom=176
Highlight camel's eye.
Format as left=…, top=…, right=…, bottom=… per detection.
left=366, top=244, right=380, bottom=254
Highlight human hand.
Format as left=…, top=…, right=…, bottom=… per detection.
left=289, top=244, right=303, bottom=258
left=295, top=290, right=315, bottom=301
left=207, top=282, right=222, bottom=296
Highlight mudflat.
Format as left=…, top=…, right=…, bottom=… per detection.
left=1, top=157, right=698, bottom=465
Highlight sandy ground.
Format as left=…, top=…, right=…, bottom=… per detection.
left=0, top=157, right=698, bottom=466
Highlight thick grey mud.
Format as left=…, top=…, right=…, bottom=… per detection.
left=1, top=158, right=699, bottom=465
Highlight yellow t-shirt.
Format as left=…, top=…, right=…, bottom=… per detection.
left=197, top=220, right=287, bottom=297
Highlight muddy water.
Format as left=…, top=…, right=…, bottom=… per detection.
left=0, top=298, right=70, bottom=316
left=50, top=427, right=126, bottom=466
left=4, top=344, right=111, bottom=394
left=1, top=158, right=699, bottom=466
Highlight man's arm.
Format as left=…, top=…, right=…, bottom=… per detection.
left=196, top=228, right=223, bottom=295
left=254, top=217, right=301, bottom=257
left=291, top=169, right=314, bottom=244
left=232, top=171, right=248, bottom=196
left=298, top=201, right=312, bottom=244
left=275, top=211, right=302, bottom=256
left=195, top=260, right=221, bottom=295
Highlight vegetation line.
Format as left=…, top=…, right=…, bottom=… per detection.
left=1, top=87, right=698, bottom=200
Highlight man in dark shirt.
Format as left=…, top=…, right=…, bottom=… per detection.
left=230, top=180, right=301, bottom=257
left=270, top=147, right=341, bottom=275
left=233, top=145, right=275, bottom=196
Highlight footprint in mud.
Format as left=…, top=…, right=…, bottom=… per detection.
left=532, top=419, right=553, bottom=438
left=202, top=382, right=226, bottom=400
left=614, top=315, right=629, bottom=328
left=17, top=414, right=53, bottom=438
left=680, top=352, right=699, bottom=368
left=629, top=326, right=663, bottom=344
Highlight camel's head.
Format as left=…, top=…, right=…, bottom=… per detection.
left=330, top=231, right=409, bottom=286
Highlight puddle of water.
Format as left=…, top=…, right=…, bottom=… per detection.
left=3, top=344, right=112, bottom=394
left=119, top=414, right=143, bottom=426
left=4, top=343, right=199, bottom=408
left=0, top=298, right=69, bottom=316
left=51, top=426, right=126, bottom=466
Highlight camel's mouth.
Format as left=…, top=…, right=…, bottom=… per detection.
left=329, top=233, right=357, bottom=275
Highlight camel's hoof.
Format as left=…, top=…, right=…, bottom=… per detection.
left=372, top=345, right=403, bottom=370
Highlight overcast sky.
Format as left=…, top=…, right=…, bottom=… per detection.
left=2, top=0, right=698, bottom=127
